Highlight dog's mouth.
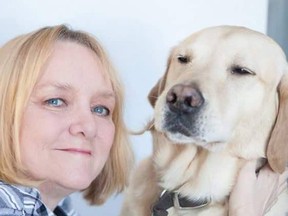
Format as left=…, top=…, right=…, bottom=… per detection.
left=163, top=109, right=201, bottom=138
left=161, top=109, right=228, bottom=148
left=164, top=128, right=227, bottom=150
left=161, top=84, right=205, bottom=139
left=165, top=121, right=192, bottom=137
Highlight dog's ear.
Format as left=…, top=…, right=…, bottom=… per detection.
left=148, top=76, right=167, bottom=107
left=267, top=72, right=288, bottom=173
left=148, top=55, right=172, bottom=107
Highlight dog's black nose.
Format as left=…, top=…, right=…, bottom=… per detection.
left=166, top=84, right=204, bottom=113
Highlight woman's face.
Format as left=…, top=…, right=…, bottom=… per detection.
left=19, top=41, right=115, bottom=194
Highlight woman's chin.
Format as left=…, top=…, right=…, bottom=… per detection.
left=65, top=178, right=94, bottom=191
left=49, top=174, right=96, bottom=193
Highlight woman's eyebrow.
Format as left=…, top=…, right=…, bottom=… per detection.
left=98, top=92, right=116, bottom=99
left=35, top=82, right=74, bottom=91
left=35, top=82, right=116, bottom=99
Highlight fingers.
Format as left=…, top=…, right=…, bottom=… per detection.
left=229, top=161, right=288, bottom=216
left=266, top=167, right=288, bottom=213
left=277, top=168, right=288, bottom=195
left=259, top=165, right=288, bottom=214
left=257, top=165, right=279, bottom=182
left=237, top=160, right=258, bottom=180
left=255, top=163, right=280, bottom=214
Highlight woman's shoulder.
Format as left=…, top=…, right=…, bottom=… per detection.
left=0, top=181, right=79, bottom=216
left=0, top=180, right=45, bottom=215
left=58, top=196, right=80, bottom=216
left=0, top=180, right=25, bottom=215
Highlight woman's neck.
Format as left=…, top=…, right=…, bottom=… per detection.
left=37, top=181, right=73, bottom=211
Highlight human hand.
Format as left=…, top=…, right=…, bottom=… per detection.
left=229, top=160, right=288, bottom=216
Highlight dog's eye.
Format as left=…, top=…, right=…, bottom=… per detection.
left=177, top=55, right=190, bottom=64
left=231, top=66, right=255, bottom=75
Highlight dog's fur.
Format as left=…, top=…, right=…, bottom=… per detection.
left=121, top=26, right=288, bottom=216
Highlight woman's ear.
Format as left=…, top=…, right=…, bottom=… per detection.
left=267, top=72, right=288, bottom=173
left=148, top=54, right=172, bottom=107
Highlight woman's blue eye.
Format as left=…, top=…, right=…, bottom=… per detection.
left=45, top=98, right=65, bottom=107
left=92, top=105, right=110, bottom=116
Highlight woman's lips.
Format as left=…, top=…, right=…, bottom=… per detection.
left=57, top=148, right=92, bottom=155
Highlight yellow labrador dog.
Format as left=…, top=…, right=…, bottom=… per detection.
left=121, top=26, right=288, bottom=216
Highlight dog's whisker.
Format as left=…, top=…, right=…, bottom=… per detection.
left=129, top=119, right=155, bottom=135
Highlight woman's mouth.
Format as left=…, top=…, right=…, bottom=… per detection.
left=56, top=148, right=92, bottom=155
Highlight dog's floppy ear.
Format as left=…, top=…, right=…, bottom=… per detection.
left=148, top=55, right=172, bottom=107
left=267, top=72, right=288, bottom=173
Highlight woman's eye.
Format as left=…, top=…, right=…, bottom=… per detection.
left=45, top=98, right=65, bottom=107
left=92, top=105, right=110, bottom=116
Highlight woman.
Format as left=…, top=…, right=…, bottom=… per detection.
left=0, top=25, right=133, bottom=215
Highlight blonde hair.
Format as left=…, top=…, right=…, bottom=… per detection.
left=0, top=25, right=134, bottom=204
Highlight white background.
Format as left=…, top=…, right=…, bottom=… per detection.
left=0, top=0, right=268, bottom=215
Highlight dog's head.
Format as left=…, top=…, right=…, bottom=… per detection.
left=149, top=26, right=288, bottom=173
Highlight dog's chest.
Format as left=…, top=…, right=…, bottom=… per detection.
left=154, top=145, right=240, bottom=202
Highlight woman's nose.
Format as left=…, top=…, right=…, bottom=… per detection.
left=69, top=110, right=97, bottom=139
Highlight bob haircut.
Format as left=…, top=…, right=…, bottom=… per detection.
left=0, top=24, right=133, bottom=204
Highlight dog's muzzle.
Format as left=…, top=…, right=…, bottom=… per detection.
left=163, top=84, right=204, bottom=137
